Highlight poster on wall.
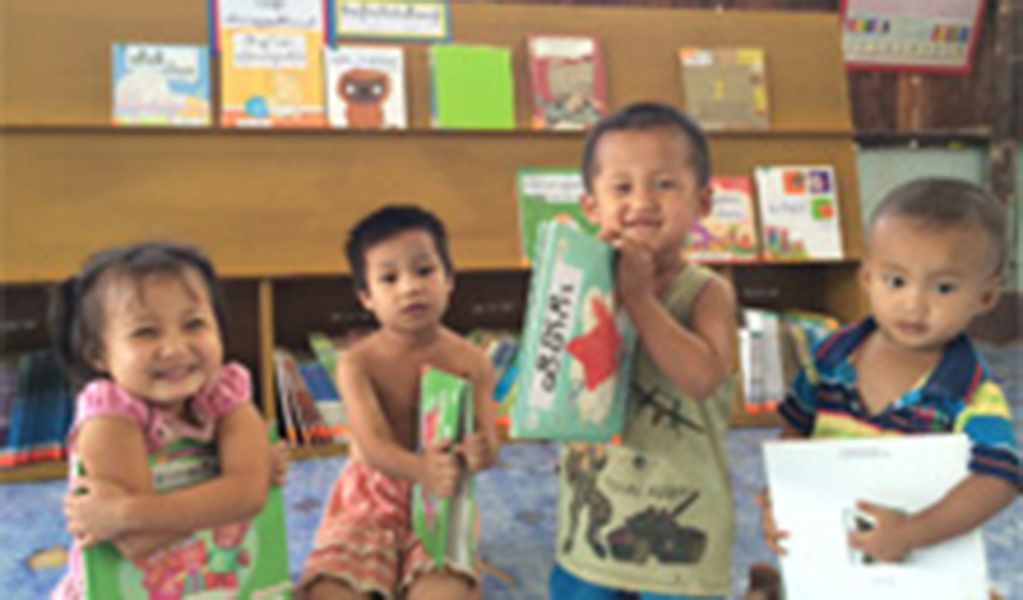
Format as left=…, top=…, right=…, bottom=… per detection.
left=840, top=0, right=986, bottom=74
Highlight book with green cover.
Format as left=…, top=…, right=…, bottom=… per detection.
left=429, top=44, right=515, bottom=130
left=517, top=168, right=599, bottom=267
left=511, top=221, right=636, bottom=442
left=412, top=367, right=476, bottom=572
left=80, top=435, right=291, bottom=599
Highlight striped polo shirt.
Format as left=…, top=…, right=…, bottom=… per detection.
left=779, top=318, right=1021, bottom=487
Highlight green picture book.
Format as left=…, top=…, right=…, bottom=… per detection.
left=80, top=436, right=291, bottom=599
left=429, top=44, right=515, bottom=130
left=517, top=168, right=599, bottom=267
left=411, top=367, right=476, bottom=572
left=511, top=221, right=636, bottom=442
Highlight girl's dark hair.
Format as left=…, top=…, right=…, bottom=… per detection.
left=345, top=205, right=453, bottom=291
left=581, top=102, right=711, bottom=192
left=49, top=241, right=228, bottom=382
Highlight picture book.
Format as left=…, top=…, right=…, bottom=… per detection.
left=81, top=436, right=291, bottom=599
left=764, top=435, right=988, bottom=600
left=517, top=168, right=598, bottom=266
left=511, top=222, right=636, bottom=442
left=411, top=367, right=476, bottom=572
left=526, top=35, right=607, bottom=130
left=324, top=45, right=407, bottom=130
left=429, top=44, right=515, bottom=130
left=112, top=44, right=211, bottom=126
left=754, top=165, right=844, bottom=260
left=678, top=47, right=769, bottom=130
left=686, top=175, right=760, bottom=263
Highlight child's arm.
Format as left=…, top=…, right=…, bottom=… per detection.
left=340, top=352, right=460, bottom=497
left=461, top=350, right=499, bottom=473
left=849, top=473, right=1016, bottom=562
left=614, top=237, right=737, bottom=399
left=758, top=424, right=807, bottom=554
left=65, top=404, right=271, bottom=556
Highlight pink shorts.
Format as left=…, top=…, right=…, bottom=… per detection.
left=297, top=460, right=478, bottom=599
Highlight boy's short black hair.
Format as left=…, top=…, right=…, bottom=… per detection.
left=49, top=241, right=228, bottom=382
left=345, top=205, right=453, bottom=291
left=870, top=178, right=1009, bottom=276
left=581, top=102, right=711, bottom=192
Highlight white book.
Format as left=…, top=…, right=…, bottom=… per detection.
left=763, top=435, right=988, bottom=600
left=755, top=165, right=843, bottom=260
left=324, top=45, right=407, bottom=130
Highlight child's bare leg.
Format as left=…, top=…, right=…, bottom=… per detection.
left=405, top=571, right=475, bottom=600
left=306, top=576, right=371, bottom=600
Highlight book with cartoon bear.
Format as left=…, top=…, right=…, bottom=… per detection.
left=411, top=367, right=476, bottom=572
left=324, top=45, right=407, bottom=130
left=511, top=221, right=636, bottom=442
left=80, top=436, right=291, bottom=599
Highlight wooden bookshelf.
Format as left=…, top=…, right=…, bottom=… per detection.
left=0, top=1, right=867, bottom=479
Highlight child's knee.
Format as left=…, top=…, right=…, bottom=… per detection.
left=405, top=570, right=475, bottom=600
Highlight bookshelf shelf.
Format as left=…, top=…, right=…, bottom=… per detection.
left=0, top=461, right=66, bottom=484
left=0, top=1, right=868, bottom=480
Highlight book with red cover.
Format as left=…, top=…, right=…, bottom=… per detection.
left=527, top=35, right=607, bottom=131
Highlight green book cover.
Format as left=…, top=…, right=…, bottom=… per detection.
left=430, top=44, right=515, bottom=130
left=511, top=221, right=636, bottom=442
left=517, top=168, right=599, bottom=267
left=80, top=436, right=291, bottom=599
left=411, top=367, right=476, bottom=572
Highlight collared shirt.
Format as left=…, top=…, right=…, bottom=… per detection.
left=779, top=318, right=1021, bottom=487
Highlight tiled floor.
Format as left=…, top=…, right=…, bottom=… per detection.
left=2, top=343, right=1020, bottom=599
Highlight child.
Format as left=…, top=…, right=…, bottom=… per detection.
left=50, top=241, right=281, bottom=598
left=758, top=178, right=1020, bottom=576
left=551, top=102, right=738, bottom=599
left=297, top=205, right=499, bottom=600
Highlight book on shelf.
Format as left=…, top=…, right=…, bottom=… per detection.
left=678, top=46, right=769, bottom=130
left=511, top=222, right=636, bottom=442
left=111, top=43, right=211, bottom=126
left=754, top=165, right=844, bottom=260
left=468, top=329, right=520, bottom=430
left=429, top=44, right=515, bottom=130
left=686, top=174, right=760, bottom=263
left=517, top=167, right=598, bottom=267
left=763, top=434, right=987, bottom=600
left=273, top=348, right=336, bottom=446
left=0, top=350, right=75, bottom=469
left=324, top=45, right=407, bottom=130
left=215, top=0, right=329, bottom=129
left=411, top=367, right=476, bottom=572
left=526, top=35, right=607, bottom=131
left=80, top=435, right=291, bottom=599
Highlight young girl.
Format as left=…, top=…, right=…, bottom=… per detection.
left=50, top=241, right=278, bottom=599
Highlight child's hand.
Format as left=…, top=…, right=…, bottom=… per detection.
left=64, top=476, right=131, bottom=546
left=459, top=431, right=493, bottom=473
left=608, top=236, right=657, bottom=301
left=422, top=440, right=462, bottom=498
left=848, top=500, right=914, bottom=563
left=269, top=439, right=290, bottom=486
left=757, top=488, right=789, bottom=554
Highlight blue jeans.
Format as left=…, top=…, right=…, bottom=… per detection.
left=549, top=563, right=726, bottom=600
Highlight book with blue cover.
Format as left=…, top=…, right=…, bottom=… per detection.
left=411, top=367, right=476, bottom=572
left=80, top=435, right=291, bottom=599
left=511, top=222, right=636, bottom=442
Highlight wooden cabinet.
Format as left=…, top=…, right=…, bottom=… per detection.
left=0, top=1, right=866, bottom=479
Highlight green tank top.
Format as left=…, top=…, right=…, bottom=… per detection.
left=555, top=264, right=735, bottom=596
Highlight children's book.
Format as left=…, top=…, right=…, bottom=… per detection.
left=324, top=45, right=407, bottom=130
left=411, top=367, right=476, bottom=572
left=112, top=44, right=211, bottom=126
left=678, top=47, right=769, bottom=130
left=517, top=168, right=599, bottom=266
left=763, top=435, right=988, bottom=600
left=511, top=222, right=636, bottom=442
left=526, top=35, right=607, bottom=131
left=429, top=44, right=515, bottom=130
left=80, top=435, right=291, bottom=599
left=686, top=175, right=760, bottom=263
left=754, top=165, right=844, bottom=260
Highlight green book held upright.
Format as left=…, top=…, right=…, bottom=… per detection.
left=429, top=44, right=516, bottom=130
left=80, top=435, right=291, bottom=599
left=411, top=366, right=476, bottom=572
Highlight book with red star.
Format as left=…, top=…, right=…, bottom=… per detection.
left=511, top=221, right=636, bottom=442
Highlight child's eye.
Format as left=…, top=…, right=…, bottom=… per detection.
left=654, top=179, right=676, bottom=191
left=417, top=265, right=436, bottom=277
left=883, top=275, right=906, bottom=289
left=380, top=273, right=398, bottom=285
left=612, top=182, right=632, bottom=196
left=185, top=317, right=207, bottom=331
left=934, top=283, right=956, bottom=295
left=132, top=326, right=159, bottom=339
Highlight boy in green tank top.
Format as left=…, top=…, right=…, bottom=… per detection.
left=550, top=102, right=738, bottom=599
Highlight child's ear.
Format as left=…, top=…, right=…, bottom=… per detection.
left=84, top=343, right=108, bottom=375
left=977, top=276, right=1002, bottom=314
left=357, top=288, right=374, bottom=312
